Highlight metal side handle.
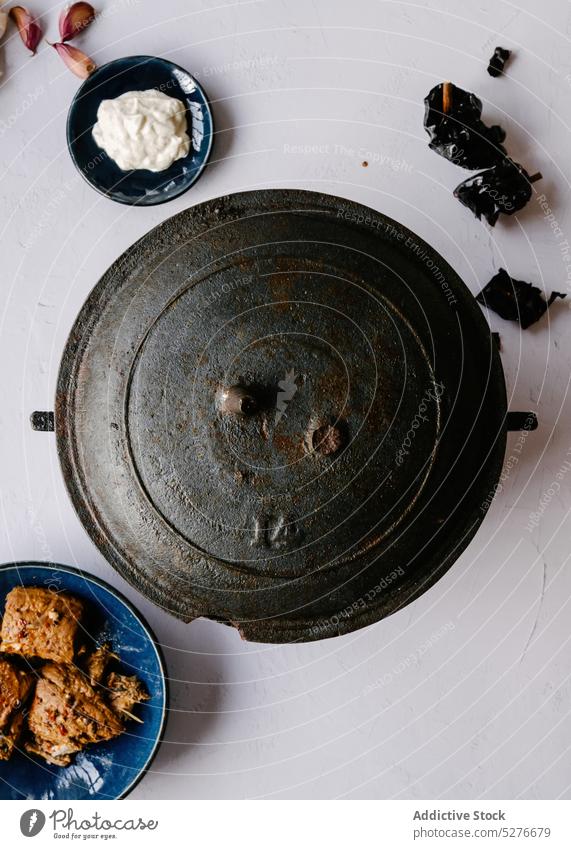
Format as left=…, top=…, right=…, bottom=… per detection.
left=30, top=411, right=54, bottom=432
left=506, top=412, right=538, bottom=432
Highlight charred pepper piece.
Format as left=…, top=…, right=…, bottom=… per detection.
left=423, top=81, right=507, bottom=169
left=476, top=268, right=566, bottom=329
left=454, top=159, right=540, bottom=226
left=488, top=47, right=511, bottom=77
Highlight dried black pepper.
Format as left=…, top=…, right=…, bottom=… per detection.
left=423, top=81, right=507, bottom=169
left=476, top=268, right=566, bottom=328
left=487, top=47, right=511, bottom=78
left=453, top=159, right=540, bottom=226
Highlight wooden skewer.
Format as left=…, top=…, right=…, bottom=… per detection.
left=442, top=81, right=453, bottom=115
left=119, top=708, right=144, bottom=724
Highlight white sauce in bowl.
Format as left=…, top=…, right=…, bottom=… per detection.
left=92, top=89, right=191, bottom=172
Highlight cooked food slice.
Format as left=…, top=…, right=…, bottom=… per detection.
left=0, top=710, right=26, bottom=761
left=0, top=587, right=84, bottom=663
left=0, top=656, right=34, bottom=761
left=27, top=662, right=124, bottom=765
left=24, top=736, right=76, bottom=767
left=84, top=642, right=117, bottom=685
left=106, top=672, right=149, bottom=721
left=0, top=656, right=33, bottom=728
left=0, top=658, right=21, bottom=730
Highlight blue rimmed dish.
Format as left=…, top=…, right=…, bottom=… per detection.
left=0, top=562, right=167, bottom=800
left=67, top=54, right=214, bottom=205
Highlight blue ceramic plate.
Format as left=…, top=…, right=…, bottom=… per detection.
left=67, top=55, right=214, bottom=205
left=0, top=563, right=167, bottom=800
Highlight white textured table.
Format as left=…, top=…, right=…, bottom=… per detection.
left=2, top=0, right=570, bottom=799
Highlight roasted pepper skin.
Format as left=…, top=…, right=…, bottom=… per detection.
left=453, top=159, right=533, bottom=226
left=476, top=268, right=566, bottom=329
left=488, top=46, right=511, bottom=77
left=423, top=82, right=507, bottom=169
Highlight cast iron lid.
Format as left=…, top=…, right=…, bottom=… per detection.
left=53, top=190, right=509, bottom=642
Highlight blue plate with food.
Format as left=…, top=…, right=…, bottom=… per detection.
left=67, top=55, right=214, bottom=205
left=0, top=562, right=167, bottom=800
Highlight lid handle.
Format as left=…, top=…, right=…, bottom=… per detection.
left=216, top=385, right=259, bottom=416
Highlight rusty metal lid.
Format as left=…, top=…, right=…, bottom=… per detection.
left=56, top=190, right=507, bottom=642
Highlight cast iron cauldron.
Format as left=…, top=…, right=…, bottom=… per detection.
left=33, top=190, right=535, bottom=642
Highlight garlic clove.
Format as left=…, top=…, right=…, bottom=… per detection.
left=52, top=41, right=96, bottom=78
left=9, top=6, right=42, bottom=54
left=58, top=2, right=96, bottom=43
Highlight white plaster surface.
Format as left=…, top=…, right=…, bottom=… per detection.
left=1, top=0, right=571, bottom=799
